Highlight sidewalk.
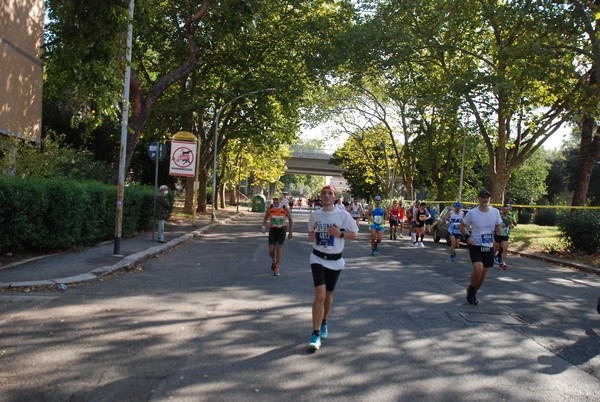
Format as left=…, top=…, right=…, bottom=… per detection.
left=0, top=206, right=248, bottom=290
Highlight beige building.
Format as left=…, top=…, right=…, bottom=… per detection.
left=328, top=176, right=350, bottom=201
left=1, top=0, right=44, bottom=143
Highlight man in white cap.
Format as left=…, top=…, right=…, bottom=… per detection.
left=155, top=185, right=170, bottom=243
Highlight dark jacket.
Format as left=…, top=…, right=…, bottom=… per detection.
left=155, top=193, right=171, bottom=220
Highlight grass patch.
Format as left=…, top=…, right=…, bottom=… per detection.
left=509, top=224, right=600, bottom=268
left=509, top=224, right=561, bottom=253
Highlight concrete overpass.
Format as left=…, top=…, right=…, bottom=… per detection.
left=285, top=149, right=343, bottom=176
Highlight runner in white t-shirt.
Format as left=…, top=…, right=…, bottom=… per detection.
left=307, top=185, right=359, bottom=351
left=460, top=189, right=503, bottom=305
left=348, top=198, right=364, bottom=226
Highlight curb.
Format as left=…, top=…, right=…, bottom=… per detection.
left=511, top=250, right=600, bottom=275
left=0, top=213, right=243, bottom=291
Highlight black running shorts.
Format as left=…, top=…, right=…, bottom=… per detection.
left=468, top=245, right=494, bottom=268
left=494, top=234, right=509, bottom=243
left=268, top=227, right=286, bottom=245
left=311, top=263, right=342, bottom=291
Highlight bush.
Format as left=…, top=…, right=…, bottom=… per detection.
left=534, top=208, right=558, bottom=226
left=558, top=210, right=600, bottom=254
left=0, top=176, right=155, bottom=253
left=518, top=209, right=533, bottom=224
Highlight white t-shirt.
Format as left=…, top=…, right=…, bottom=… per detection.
left=308, top=208, right=359, bottom=270
left=462, top=207, right=502, bottom=247
left=448, top=210, right=464, bottom=234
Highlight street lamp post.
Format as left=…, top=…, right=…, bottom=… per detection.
left=211, top=88, right=275, bottom=222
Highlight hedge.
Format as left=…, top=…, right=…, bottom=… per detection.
left=558, top=210, right=600, bottom=255
left=0, top=176, right=156, bottom=253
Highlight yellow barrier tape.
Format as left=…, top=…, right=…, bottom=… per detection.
left=398, top=200, right=600, bottom=209
left=458, top=202, right=600, bottom=209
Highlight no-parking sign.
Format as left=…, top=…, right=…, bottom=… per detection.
left=169, top=132, right=197, bottom=177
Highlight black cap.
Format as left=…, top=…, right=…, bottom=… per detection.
left=478, top=189, right=491, bottom=197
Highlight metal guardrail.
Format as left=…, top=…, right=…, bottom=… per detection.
left=290, top=148, right=335, bottom=159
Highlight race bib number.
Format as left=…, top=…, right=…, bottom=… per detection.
left=352, top=212, right=359, bottom=218
left=315, top=223, right=334, bottom=248
left=419, top=214, right=427, bottom=221
left=450, top=222, right=460, bottom=233
left=481, top=232, right=493, bottom=247
left=391, top=214, right=398, bottom=221
left=502, top=226, right=510, bottom=236
left=373, top=215, right=383, bottom=225
left=271, top=216, right=283, bottom=228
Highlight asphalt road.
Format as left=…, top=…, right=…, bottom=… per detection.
left=1, top=210, right=599, bottom=402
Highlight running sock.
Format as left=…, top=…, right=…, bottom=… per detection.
left=420, top=235, right=424, bottom=241
left=321, top=319, right=327, bottom=325
left=312, top=330, right=320, bottom=337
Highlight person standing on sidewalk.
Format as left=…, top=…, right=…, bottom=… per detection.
left=494, top=203, right=517, bottom=270
left=307, top=185, right=359, bottom=350
left=367, top=196, right=387, bottom=255
left=460, top=189, right=503, bottom=305
left=444, top=202, right=465, bottom=262
left=155, top=185, right=171, bottom=243
left=262, top=195, right=293, bottom=276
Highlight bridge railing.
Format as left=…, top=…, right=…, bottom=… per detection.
left=290, top=148, right=335, bottom=159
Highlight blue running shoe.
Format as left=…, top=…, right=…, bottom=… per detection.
left=320, top=322, right=328, bottom=339
left=309, top=333, right=321, bottom=350
left=450, top=254, right=455, bottom=262
left=371, top=249, right=376, bottom=256
left=494, top=255, right=501, bottom=265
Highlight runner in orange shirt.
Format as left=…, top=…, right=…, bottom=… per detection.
left=261, top=195, right=293, bottom=276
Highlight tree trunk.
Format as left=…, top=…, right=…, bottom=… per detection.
left=219, top=186, right=226, bottom=209
left=184, top=177, right=194, bottom=214
left=571, top=116, right=600, bottom=206
left=198, top=166, right=208, bottom=213
left=487, top=169, right=511, bottom=205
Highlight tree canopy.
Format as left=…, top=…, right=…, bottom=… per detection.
left=38, top=0, right=600, bottom=207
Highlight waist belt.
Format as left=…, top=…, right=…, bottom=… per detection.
left=312, top=249, right=342, bottom=261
